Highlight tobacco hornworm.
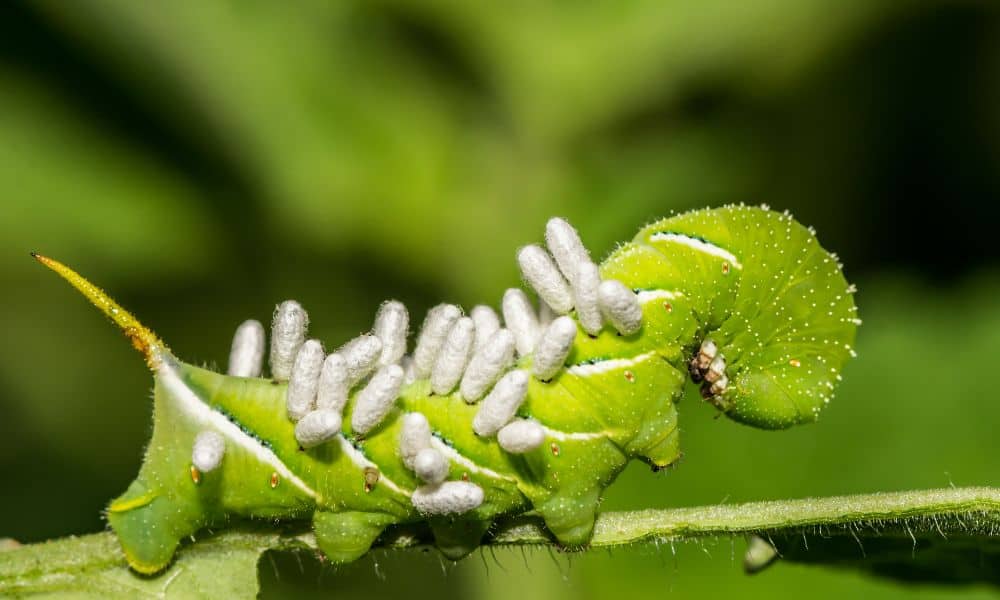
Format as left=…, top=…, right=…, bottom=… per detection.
left=34, top=205, right=857, bottom=574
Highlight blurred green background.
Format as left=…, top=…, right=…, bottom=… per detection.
left=2, top=0, right=999, bottom=597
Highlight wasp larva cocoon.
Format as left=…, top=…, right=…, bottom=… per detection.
left=270, top=300, right=308, bottom=381
left=413, top=304, right=462, bottom=379
left=537, top=300, right=555, bottom=327
left=532, top=316, right=577, bottom=381
left=517, top=244, right=574, bottom=313
left=469, top=305, right=500, bottom=352
left=339, top=334, right=383, bottom=387
left=573, top=260, right=604, bottom=336
left=459, top=329, right=516, bottom=403
left=294, top=409, right=342, bottom=449
left=373, top=300, right=409, bottom=367
left=191, top=431, right=225, bottom=473
left=399, top=412, right=432, bottom=469
left=412, top=447, right=449, bottom=484
left=351, top=364, right=405, bottom=435
left=430, top=317, right=475, bottom=395
left=497, top=419, right=546, bottom=454
left=400, top=355, right=418, bottom=385
left=502, top=289, right=540, bottom=357
left=545, top=217, right=590, bottom=284
left=286, top=339, right=325, bottom=422
left=473, top=369, right=529, bottom=436
left=316, top=352, right=349, bottom=413
left=597, top=279, right=643, bottom=335
left=411, top=481, right=485, bottom=515
left=227, top=319, right=265, bottom=377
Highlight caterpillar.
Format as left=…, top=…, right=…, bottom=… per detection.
left=34, top=205, right=858, bottom=574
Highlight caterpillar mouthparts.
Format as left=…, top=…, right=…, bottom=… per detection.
left=35, top=205, right=858, bottom=573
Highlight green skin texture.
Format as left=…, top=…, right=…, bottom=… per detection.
left=105, top=206, right=857, bottom=574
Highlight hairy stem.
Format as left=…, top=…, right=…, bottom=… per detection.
left=3, top=487, right=999, bottom=596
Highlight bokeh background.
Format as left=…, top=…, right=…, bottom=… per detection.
left=2, top=1, right=999, bottom=598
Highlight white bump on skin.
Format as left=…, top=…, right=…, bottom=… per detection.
left=411, top=481, right=484, bottom=515
left=497, top=419, right=546, bottom=454
left=517, top=245, right=574, bottom=313
left=316, top=353, right=349, bottom=413
left=459, top=329, right=516, bottom=403
left=351, top=364, right=405, bottom=435
left=597, top=279, right=643, bottom=335
left=469, top=305, right=500, bottom=352
left=545, top=217, right=590, bottom=284
left=399, top=412, right=432, bottom=469
left=227, top=319, right=265, bottom=377
left=192, top=430, right=225, bottom=472
left=412, top=447, right=449, bottom=484
left=413, top=304, right=462, bottom=379
left=502, top=289, right=540, bottom=357
left=294, top=409, right=342, bottom=448
left=531, top=316, right=577, bottom=381
left=270, top=300, right=308, bottom=381
left=339, top=334, right=383, bottom=387
left=430, top=317, right=475, bottom=395
left=286, top=339, right=325, bottom=422
left=373, top=300, right=409, bottom=367
left=473, top=369, right=529, bottom=436
left=573, top=260, right=604, bottom=336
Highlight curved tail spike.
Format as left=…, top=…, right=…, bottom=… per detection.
left=31, top=253, right=170, bottom=369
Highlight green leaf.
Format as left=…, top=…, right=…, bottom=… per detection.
left=3, top=487, right=998, bottom=598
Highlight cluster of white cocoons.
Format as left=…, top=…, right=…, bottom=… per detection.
left=214, top=217, right=643, bottom=509
left=398, top=411, right=484, bottom=515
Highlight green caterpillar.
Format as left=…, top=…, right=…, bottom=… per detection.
left=35, top=205, right=857, bottom=574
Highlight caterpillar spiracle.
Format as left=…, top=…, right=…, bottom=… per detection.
left=34, top=205, right=858, bottom=574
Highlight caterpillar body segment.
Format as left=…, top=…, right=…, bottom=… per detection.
left=34, top=205, right=857, bottom=574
